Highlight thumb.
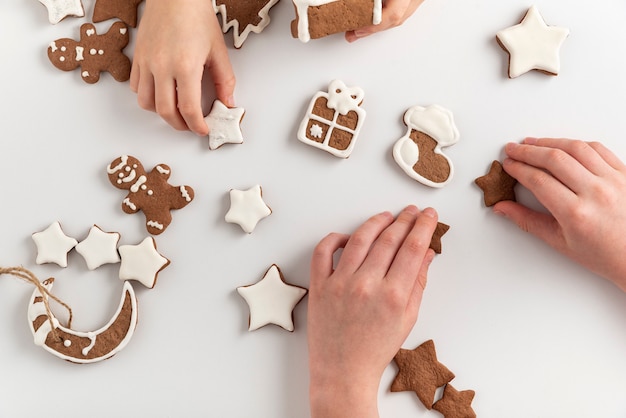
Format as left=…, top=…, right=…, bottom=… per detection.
left=493, top=201, right=564, bottom=251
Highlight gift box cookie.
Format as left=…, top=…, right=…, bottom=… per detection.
left=297, top=79, right=366, bottom=158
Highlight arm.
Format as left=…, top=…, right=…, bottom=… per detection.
left=495, top=137, right=626, bottom=291
left=130, top=0, right=236, bottom=136
left=345, top=0, right=425, bottom=43
left=308, top=205, right=438, bottom=418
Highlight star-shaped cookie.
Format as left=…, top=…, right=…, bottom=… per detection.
left=93, top=0, right=144, bottom=27
left=391, top=339, right=455, bottom=409
left=496, top=5, right=569, bottom=78
left=75, top=225, right=121, bottom=270
left=225, top=185, right=272, bottom=233
left=237, top=264, right=308, bottom=331
left=205, top=100, right=245, bottom=150
left=118, top=237, right=169, bottom=288
left=38, top=0, right=85, bottom=24
left=432, top=384, right=476, bottom=418
left=32, top=222, right=78, bottom=267
left=474, top=160, right=517, bottom=207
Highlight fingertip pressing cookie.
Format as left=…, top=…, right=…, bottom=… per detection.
left=38, top=0, right=85, bottom=24
left=32, top=222, right=78, bottom=268
left=496, top=5, right=569, bottom=78
left=107, top=155, right=195, bottom=235
left=213, top=0, right=280, bottom=48
left=432, top=384, right=477, bottom=418
left=205, top=99, right=245, bottom=150
left=48, top=21, right=131, bottom=84
left=237, top=264, right=308, bottom=331
left=474, top=160, right=517, bottom=207
left=297, top=80, right=366, bottom=158
left=225, top=185, right=272, bottom=233
left=391, top=339, right=455, bottom=409
left=291, top=0, right=382, bottom=42
left=393, top=104, right=460, bottom=188
left=93, top=0, right=144, bottom=27
left=118, top=237, right=170, bottom=289
left=75, top=225, right=121, bottom=270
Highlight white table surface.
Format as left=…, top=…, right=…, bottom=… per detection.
left=2, top=0, right=626, bottom=417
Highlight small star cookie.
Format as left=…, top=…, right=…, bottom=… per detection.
left=93, top=0, right=144, bottom=27
left=205, top=100, right=245, bottom=150
left=225, top=185, right=272, bottom=233
left=37, top=0, right=85, bottom=24
left=237, top=264, right=308, bottom=331
left=432, top=384, right=476, bottom=418
left=118, top=237, right=170, bottom=288
left=75, top=225, right=121, bottom=270
left=496, top=5, right=569, bottom=78
left=474, top=160, right=517, bottom=207
left=32, top=222, right=78, bottom=267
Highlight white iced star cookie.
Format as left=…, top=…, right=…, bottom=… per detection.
left=75, top=225, right=121, bottom=270
left=237, top=264, right=308, bottom=331
left=118, top=237, right=170, bottom=288
left=496, top=5, right=569, bottom=78
left=32, top=222, right=78, bottom=267
left=205, top=99, right=245, bottom=150
left=38, top=0, right=85, bottom=24
left=225, top=185, right=272, bottom=233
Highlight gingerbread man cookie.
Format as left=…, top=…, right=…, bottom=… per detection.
left=107, top=155, right=195, bottom=235
left=48, top=21, right=131, bottom=84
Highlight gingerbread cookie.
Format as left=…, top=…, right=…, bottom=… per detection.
left=48, top=21, right=131, bottom=84
left=93, top=0, right=144, bottom=28
left=237, top=264, right=308, bottom=331
left=391, top=339, right=455, bottom=409
left=297, top=80, right=366, bottom=158
left=430, top=222, right=450, bottom=255
left=393, top=105, right=460, bottom=188
left=496, top=5, right=569, bottom=78
left=107, top=155, right=195, bottom=235
left=32, top=222, right=78, bottom=268
left=213, top=0, right=280, bottom=48
left=205, top=99, right=245, bottom=150
left=432, top=384, right=477, bottom=418
left=225, top=185, right=272, bottom=233
left=38, top=0, right=85, bottom=24
left=475, top=160, right=517, bottom=206
left=291, top=0, right=382, bottom=42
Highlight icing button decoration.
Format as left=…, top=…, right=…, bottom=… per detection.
left=237, top=264, right=308, bottom=332
left=37, top=0, right=85, bottom=24
left=496, top=5, right=569, bottom=78
left=32, top=222, right=78, bottom=268
left=225, top=185, right=272, bottom=233
left=205, top=99, right=245, bottom=150
left=75, top=225, right=121, bottom=270
left=118, top=237, right=170, bottom=289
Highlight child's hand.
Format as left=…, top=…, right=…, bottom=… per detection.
left=307, top=206, right=438, bottom=418
left=345, top=0, right=425, bottom=43
left=130, top=0, right=235, bottom=136
left=496, top=138, right=626, bottom=291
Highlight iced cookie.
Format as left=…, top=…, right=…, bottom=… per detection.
left=75, top=225, right=121, bottom=270
left=32, top=222, right=78, bottom=268
left=297, top=80, right=366, bottom=158
left=118, top=237, right=170, bottom=289
left=225, top=185, right=272, bottom=233
left=38, top=0, right=85, bottom=24
left=496, top=5, right=569, bottom=78
left=205, top=99, right=245, bottom=150
left=213, top=0, right=280, bottom=48
left=93, top=0, right=144, bottom=27
left=392, top=104, right=460, bottom=188
left=237, top=264, right=308, bottom=331
left=291, top=0, right=382, bottom=42
left=107, top=155, right=195, bottom=235
left=48, top=21, right=131, bottom=84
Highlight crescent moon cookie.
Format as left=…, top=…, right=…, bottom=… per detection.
left=107, top=155, right=195, bottom=235
left=225, top=185, right=272, bottom=233
left=496, top=5, right=569, bottom=78
left=297, top=80, right=366, bottom=158
left=32, top=222, right=78, bottom=268
left=205, top=99, right=245, bottom=150
left=37, top=0, right=85, bottom=24
left=392, top=105, right=460, bottom=188
left=213, top=0, right=280, bottom=48
left=28, top=278, right=138, bottom=364
left=237, top=264, right=308, bottom=332
left=93, top=0, right=144, bottom=28
left=291, top=0, right=382, bottom=42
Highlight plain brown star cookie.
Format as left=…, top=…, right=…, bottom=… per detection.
left=432, top=384, right=476, bottom=418
left=474, top=160, right=518, bottom=206
left=93, top=0, right=144, bottom=27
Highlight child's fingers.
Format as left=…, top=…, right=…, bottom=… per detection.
left=588, top=141, right=626, bottom=171
left=154, top=78, right=188, bottom=131
left=310, top=233, right=350, bottom=282
left=134, top=69, right=157, bottom=113
left=175, top=70, right=209, bottom=136
left=207, top=41, right=236, bottom=108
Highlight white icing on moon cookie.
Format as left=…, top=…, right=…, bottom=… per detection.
left=75, top=225, right=121, bottom=270
left=225, top=185, right=272, bottom=233
left=237, top=264, right=308, bottom=332
left=205, top=99, right=245, bottom=150
left=38, top=0, right=85, bottom=24
left=32, top=222, right=78, bottom=267
left=118, top=237, right=170, bottom=288
left=496, top=5, right=569, bottom=78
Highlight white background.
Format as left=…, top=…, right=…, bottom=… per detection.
left=1, top=0, right=626, bottom=417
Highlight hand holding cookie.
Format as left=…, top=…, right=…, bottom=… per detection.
left=495, top=138, right=626, bottom=291
left=345, top=0, right=425, bottom=43
left=130, top=0, right=235, bottom=136
left=307, top=206, right=438, bottom=418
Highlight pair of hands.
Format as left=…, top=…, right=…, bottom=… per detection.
left=130, top=0, right=425, bottom=135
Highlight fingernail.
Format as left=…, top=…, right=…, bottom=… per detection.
left=225, top=95, right=235, bottom=107
left=422, top=207, right=437, bottom=218
left=502, top=158, right=513, bottom=167
left=523, top=137, right=538, bottom=145
left=403, top=205, right=419, bottom=214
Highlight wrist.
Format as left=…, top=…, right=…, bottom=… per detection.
left=309, top=374, right=380, bottom=418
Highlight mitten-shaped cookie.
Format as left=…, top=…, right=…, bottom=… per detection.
left=48, top=21, right=131, bottom=84
left=107, top=155, right=195, bottom=235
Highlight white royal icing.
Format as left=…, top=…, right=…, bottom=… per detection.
left=204, top=99, right=245, bottom=150
left=225, top=185, right=272, bottom=234
left=38, top=0, right=84, bottom=24
left=496, top=5, right=569, bottom=78
left=75, top=46, right=84, bottom=61
left=118, top=237, right=169, bottom=288
left=212, top=0, right=280, bottom=48
left=75, top=225, right=121, bottom=270
left=32, top=221, right=78, bottom=267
